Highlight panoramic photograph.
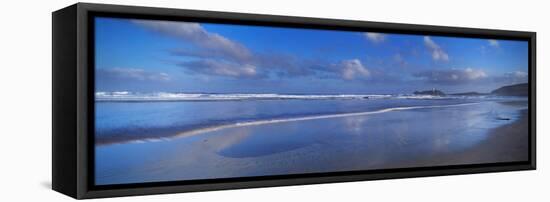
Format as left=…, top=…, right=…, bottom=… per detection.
left=94, top=17, right=529, bottom=185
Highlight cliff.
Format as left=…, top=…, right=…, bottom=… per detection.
left=491, top=83, right=528, bottom=96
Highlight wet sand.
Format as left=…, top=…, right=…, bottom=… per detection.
left=446, top=109, right=529, bottom=163
left=95, top=101, right=529, bottom=185
left=390, top=109, right=529, bottom=167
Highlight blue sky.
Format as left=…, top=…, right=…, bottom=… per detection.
left=95, top=17, right=528, bottom=94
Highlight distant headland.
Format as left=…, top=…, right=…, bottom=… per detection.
left=491, top=83, right=528, bottom=96
left=413, top=83, right=528, bottom=96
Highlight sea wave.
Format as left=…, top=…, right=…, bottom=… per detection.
left=95, top=92, right=480, bottom=102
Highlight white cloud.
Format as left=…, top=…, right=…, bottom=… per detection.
left=134, top=20, right=380, bottom=81
left=511, top=71, right=528, bottom=78
left=98, top=68, right=171, bottom=81
left=339, top=59, right=370, bottom=80
left=135, top=19, right=265, bottom=79
left=424, top=36, right=449, bottom=62
left=414, top=68, right=487, bottom=85
left=179, top=59, right=258, bottom=78
left=496, top=71, right=528, bottom=84
left=363, top=32, right=386, bottom=43
left=463, top=68, right=488, bottom=80
left=133, top=20, right=252, bottom=62
left=488, top=39, right=499, bottom=47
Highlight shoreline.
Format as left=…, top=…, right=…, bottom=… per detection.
left=386, top=109, right=529, bottom=168
left=453, top=108, right=529, bottom=163
left=95, top=102, right=480, bottom=146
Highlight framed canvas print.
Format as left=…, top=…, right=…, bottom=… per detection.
left=52, top=3, right=536, bottom=199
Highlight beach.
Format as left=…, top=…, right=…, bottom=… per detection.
left=380, top=107, right=529, bottom=168
left=95, top=98, right=529, bottom=185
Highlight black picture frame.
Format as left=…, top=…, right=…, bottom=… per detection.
left=52, top=3, right=536, bottom=199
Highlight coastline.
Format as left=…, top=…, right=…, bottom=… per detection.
left=389, top=109, right=529, bottom=168
left=95, top=102, right=480, bottom=146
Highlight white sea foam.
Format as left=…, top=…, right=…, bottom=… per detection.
left=95, top=92, right=481, bottom=102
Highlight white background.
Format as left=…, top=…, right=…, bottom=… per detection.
left=0, top=0, right=547, bottom=201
